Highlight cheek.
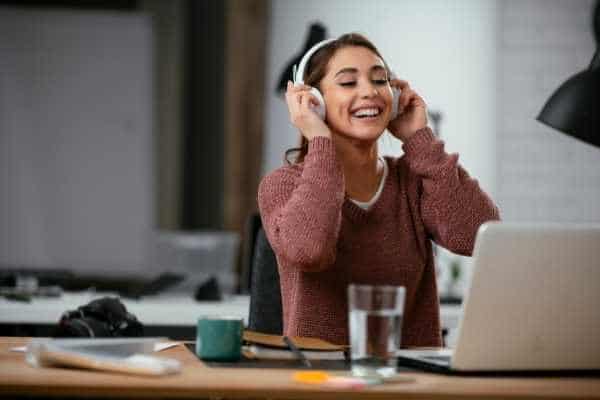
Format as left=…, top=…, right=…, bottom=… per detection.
left=324, top=92, right=353, bottom=121
left=382, top=86, right=393, bottom=106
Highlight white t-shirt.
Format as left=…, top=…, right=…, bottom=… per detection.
left=349, top=157, right=388, bottom=210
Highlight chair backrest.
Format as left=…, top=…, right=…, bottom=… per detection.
left=247, top=225, right=283, bottom=335
left=239, top=213, right=263, bottom=295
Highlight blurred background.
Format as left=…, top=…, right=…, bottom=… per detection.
left=0, top=0, right=598, bottom=301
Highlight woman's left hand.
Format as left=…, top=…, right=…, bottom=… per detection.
left=387, top=79, right=428, bottom=142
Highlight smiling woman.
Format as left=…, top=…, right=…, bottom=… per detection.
left=285, top=34, right=397, bottom=164
left=257, top=33, right=500, bottom=347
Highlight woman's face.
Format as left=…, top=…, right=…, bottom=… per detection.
left=319, top=46, right=394, bottom=142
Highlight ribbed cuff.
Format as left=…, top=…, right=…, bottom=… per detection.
left=305, top=136, right=338, bottom=170
left=307, top=136, right=335, bottom=153
left=303, top=136, right=343, bottom=190
left=401, top=127, right=436, bottom=157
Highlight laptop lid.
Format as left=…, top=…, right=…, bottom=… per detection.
left=452, top=222, right=600, bottom=371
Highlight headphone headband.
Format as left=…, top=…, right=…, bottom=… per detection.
left=293, top=38, right=336, bottom=85
left=294, top=38, right=396, bottom=84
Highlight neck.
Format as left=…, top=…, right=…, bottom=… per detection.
left=332, top=134, right=382, bottom=202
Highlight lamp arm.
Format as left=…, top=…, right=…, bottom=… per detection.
left=591, top=49, right=600, bottom=69
left=592, top=0, right=599, bottom=69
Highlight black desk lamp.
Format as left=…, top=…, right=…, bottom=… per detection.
left=275, top=22, right=327, bottom=94
left=537, top=0, right=600, bottom=148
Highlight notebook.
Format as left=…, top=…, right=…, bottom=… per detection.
left=242, top=330, right=347, bottom=360
left=397, top=222, right=600, bottom=375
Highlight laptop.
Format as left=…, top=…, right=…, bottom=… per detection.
left=397, top=222, right=600, bottom=375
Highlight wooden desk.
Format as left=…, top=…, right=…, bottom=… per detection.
left=1, top=337, right=599, bottom=399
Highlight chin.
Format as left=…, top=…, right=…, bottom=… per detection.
left=348, top=123, right=387, bottom=140
left=328, top=118, right=388, bottom=142
left=338, top=129, right=384, bottom=143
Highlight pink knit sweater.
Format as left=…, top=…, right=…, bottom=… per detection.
left=257, top=128, right=500, bottom=347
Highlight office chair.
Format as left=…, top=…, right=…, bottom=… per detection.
left=239, top=213, right=262, bottom=295
left=247, top=218, right=283, bottom=335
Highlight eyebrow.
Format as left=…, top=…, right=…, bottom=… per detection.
left=334, top=65, right=387, bottom=78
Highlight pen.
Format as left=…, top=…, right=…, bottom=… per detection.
left=283, top=336, right=312, bottom=369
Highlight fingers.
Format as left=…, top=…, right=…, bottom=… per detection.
left=299, top=89, right=320, bottom=110
left=286, top=80, right=320, bottom=115
left=390, top=78, right=409, bottom=90
left=390, top=79, right=423, bottom=115
left=285, top=81, right=306, bottom=118
left=285, top=80, right=325, bottom=137
left=286, top=81, right=312, bottom=95
left=286, top=81, right=312, bottom=109
left=284, top=83, right=297, bottom=116
left=399, top=88, right=414, bottom=114
left=299, top=89, right=311, bottom=110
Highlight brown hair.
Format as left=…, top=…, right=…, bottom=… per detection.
left=284, top=33, right=389, bottom=164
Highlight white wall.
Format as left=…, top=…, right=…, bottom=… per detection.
left=0, top=8, right=154, bottom=274
left=263, top=0, right=498, bottom=200
left=496, top=0, right=599, bottom=223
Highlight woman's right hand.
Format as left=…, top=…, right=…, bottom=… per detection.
left=285, top=81, right=331, bottom=140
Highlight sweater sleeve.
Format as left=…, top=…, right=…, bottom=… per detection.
left=402, top=127, right=500, bottom=256
left=257, top=137, right=345, bottom=272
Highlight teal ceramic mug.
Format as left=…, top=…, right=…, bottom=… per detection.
left=196, top=317, right=243, bottom=361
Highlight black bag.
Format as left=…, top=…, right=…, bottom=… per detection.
left=55, top=297, right=143, bottom=338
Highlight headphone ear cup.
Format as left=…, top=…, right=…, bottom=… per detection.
left=390, top=87, right=401, bottom=120
left=308, top=87, right=326, bottom=120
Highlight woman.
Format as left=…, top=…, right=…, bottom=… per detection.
left=258, top=33, right=500, bottom=347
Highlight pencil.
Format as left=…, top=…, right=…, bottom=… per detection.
left=283, top=336, right=312, bottom=368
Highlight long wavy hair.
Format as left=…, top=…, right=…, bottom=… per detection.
left=284, top=33, right=390, bottom=164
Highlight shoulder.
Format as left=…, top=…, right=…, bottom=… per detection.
left=383, top=155, right=411, bottom=178
left=258, top=163, right=303, bottom=205
left=382, top=155, right=421, bottom=190
left=259, top=163, right=303, bottom=190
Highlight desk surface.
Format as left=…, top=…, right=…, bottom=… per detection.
left=1, top=337, right=599, bottom=400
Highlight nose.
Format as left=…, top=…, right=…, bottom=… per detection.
left=358, top=79, right=379, bottom=98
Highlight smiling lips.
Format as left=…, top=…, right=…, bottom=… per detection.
left=351, top=106, right=383, bottom=120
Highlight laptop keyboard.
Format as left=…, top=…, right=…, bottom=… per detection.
left=422, top=355, right=452, bottom=365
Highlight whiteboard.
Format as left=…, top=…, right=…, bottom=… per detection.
left=0, top=8, right=154, bottom=274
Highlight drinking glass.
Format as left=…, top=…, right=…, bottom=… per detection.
left=348, top=284, right=405, bottom=373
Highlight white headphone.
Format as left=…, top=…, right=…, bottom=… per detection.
left=293, top=39, right=400, bottom=121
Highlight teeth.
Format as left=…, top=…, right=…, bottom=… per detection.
left=353, top=108, right=380, bottom=118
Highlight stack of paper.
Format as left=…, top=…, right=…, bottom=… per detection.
left=26, top=338, right=181, bottom=376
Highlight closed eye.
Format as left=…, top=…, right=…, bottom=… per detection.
left=339, top=79, right=388, bottom=88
